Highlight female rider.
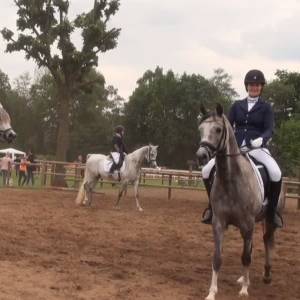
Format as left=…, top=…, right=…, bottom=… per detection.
left=201, top=69, right=283, bottom=228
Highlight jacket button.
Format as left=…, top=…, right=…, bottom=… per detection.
left=244, top=129, right=247, bottom=132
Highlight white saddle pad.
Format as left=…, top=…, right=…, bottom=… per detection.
left=103, top=152, right=126, bottom=173
left=247, top=154, right=266, bottom=205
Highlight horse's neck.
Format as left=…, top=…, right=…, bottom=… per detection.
left=215, top=118, right=245, bottom=178
left=127, top=146, right=148, bottom=169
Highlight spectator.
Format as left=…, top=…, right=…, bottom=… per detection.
left=1, top=152, right=12, bottom=186
left=14, top=155, right=21, bottom=177
left=18, top=155, right=27, bottom=186
left=26, top=150, right=36, bottom=186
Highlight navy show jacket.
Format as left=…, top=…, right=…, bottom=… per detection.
left=228, top=97, right=274, bottom=148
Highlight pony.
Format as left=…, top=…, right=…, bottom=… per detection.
left=196, top=104, right=283, bottom=300
left=75, top=145, right=159, bottom=211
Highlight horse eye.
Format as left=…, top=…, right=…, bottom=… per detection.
left=216, top=127, right=222, bottom=134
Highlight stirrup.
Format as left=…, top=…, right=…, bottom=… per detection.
left=201, top=207, right=212, bottom=224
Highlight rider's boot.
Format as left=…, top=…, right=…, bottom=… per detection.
left=266, top=179, right=283, bottom=228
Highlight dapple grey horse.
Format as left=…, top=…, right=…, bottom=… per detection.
left=196, top=104, right=283, bottom=300
left=75, top=145, right=159, bottom=211
left=0, top=103, right=16, bottom=143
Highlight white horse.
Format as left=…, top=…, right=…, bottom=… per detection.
left=0, top=103, right=16, bottom=143
left=75, top=145, right=159, bottom=211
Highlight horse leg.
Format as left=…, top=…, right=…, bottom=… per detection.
left=206, top=222, right=224, bottom=300
left=237, top=229, right=253, bottom=297
left=134, top=179, right=143, bottom=212
left=115, top=182, right=126, bottom=209
left=84, top=178, right=97, bottom=206
left=263, top=221, right=275, bottom=284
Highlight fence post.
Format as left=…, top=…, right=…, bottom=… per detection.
left=298, top=169, right=300, bottom=210
left=40, top=161, right=46, bottom=187
left=282, top=181, right=287, bottom=210
left=168, top=174, right=172, bottom=200
left=74, top=163, right=80, bottom=189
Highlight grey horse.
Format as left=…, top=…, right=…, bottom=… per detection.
left=75, top=145, right=159, bottom=211
left=0, top=103, right=16, bottom=143
left=196, top=104, right=283, bottom=300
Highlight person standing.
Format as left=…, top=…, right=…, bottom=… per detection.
left=18, top=155, right=27, bottom=186
left=1, top=153, right=12, bottom=186
left=14, top=155, right=21, bottom=177
left=26, top=150, right=36, bottom=186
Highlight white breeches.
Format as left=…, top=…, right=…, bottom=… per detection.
left=202, top=148, right=282, bottom=182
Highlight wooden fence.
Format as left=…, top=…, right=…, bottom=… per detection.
left=8, top=160, right=300, bottom=209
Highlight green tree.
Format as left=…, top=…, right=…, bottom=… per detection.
left=210, top=68, right=239, bottom=102
left=263, top=79, right=296, bottom=125
left=274, top=119, right=300, bottom=175
left=124, top=67, right=230, bottom=168
left=1, top=0, right=121, bottom=163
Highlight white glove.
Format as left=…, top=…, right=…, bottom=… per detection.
left=250, top=137, right=263, bottom=148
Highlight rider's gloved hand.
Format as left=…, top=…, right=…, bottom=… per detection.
left=250, top=137, right=263, bottom=148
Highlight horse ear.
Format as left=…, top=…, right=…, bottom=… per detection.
left=155, top=145, right=159, bottom=149
left=200, top=104, right=207, bottom=116
left=216, top=103, right=223, bottom=116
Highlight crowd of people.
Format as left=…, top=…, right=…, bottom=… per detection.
left=0, top=150, right=36, bottom=187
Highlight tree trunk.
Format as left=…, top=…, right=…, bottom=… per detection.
left=52, top=87, right=71, bottom=187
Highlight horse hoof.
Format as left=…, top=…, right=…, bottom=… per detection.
left=138, top=207, right=143, bottom=212
left=239, top=290, right=249, bottom=297
left=114, top=206, right=121, bottom=210
left=205, top=294, right=215, bottom=300
left=263, top=276, right=272, bottom=284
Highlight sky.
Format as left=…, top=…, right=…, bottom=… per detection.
left=1, top=0, right=300, bottom=100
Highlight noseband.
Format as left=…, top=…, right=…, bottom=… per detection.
left=0, top=128, right=12, bottom=140
left=199, top=117, right=241, bottom=158
left=147, top=146, right=156, bottom=163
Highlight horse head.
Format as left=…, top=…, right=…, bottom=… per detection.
left=0, top=104, right=16, bottom=143
left=196, top=103, right=225, bottom=165
left=146, top=144, right=159, bottom=168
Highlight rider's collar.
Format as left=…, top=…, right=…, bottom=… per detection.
left=247, top=96, right=259, bottom=103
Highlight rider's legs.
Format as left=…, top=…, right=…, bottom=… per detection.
left=201, top=158, right=215, bottom=224
left=248, top=148, right=283, bottom=228
left=109, top=152, right=125, bottom=176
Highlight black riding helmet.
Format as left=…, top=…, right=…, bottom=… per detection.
left=244, top=69, right=266, bottom=90
left=114, top=125, right=125, bottom=134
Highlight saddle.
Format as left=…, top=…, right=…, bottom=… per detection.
left=209, top=155, right=270, bottom=222
left=102, top=152, right=125, bottom=181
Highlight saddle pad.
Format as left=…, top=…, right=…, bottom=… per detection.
left=102, top=152, right=125, bottom=173
left=247, top=154, right=266, bottom=205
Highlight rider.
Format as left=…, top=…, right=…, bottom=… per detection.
left=201, top=69, right=283, bottom=228
left=108, top=125, right=128, bottom=176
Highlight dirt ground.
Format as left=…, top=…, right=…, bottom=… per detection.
left=0, top=187, right=298, bottom=300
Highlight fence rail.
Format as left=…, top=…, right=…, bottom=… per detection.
left=5, top=160, right=300, bottom=209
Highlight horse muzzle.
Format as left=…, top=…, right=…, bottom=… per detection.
left=150, top=160, right=158, bottom=169
left=5, top=129, right=17, bottom=143
left=196, top=147, right=210, bottom=166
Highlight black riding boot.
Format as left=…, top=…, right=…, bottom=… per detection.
left=109, top=163, right=116, bottom=177
left=201, top=178, right=213, bottom=224
left=267, top=179, right=283, bottom=228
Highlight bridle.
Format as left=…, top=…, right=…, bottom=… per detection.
left=0, top=128, right=12, bottom=141
left=199, top=116, right=241, bottom=159
left=147, top=146, right=157, bottom=164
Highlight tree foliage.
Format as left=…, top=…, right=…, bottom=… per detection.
left=124, top=67, right=233, bottom=168
left=1, top=0, right=121, bottom=161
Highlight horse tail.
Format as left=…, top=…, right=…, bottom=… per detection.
left=75, top=167, right=87, bottom=206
